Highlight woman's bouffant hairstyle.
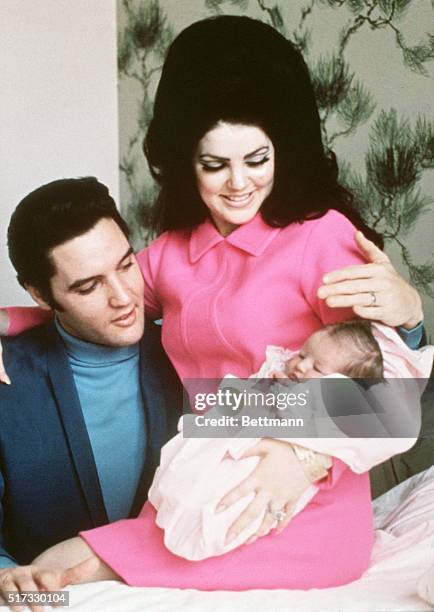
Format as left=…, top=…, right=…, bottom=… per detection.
left=145, top=15, right=382, bottom=247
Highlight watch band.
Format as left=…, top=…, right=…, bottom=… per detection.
left=292, top=444, right=332, bottom=483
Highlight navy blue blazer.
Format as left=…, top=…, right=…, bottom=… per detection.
left=0, top=320, right=182, bottom=564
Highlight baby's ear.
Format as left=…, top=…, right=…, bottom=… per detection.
left=25, top=285, right=52, bottom=311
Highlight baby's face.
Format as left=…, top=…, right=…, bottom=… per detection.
left=285, top=330, right=349, bottom=379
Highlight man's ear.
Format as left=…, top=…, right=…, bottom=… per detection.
left=25, top=285, right=53, bottom=311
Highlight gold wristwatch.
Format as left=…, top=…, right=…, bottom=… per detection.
left=292, top=444, right=332, bottom=483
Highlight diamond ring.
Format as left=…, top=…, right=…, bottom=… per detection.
left=268, top=507, right=287, bottom=522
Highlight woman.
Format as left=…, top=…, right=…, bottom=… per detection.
left=1, top=16, right=424, bottom=590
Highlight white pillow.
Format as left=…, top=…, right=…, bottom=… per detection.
left=373, top=465, right=434, bottom=536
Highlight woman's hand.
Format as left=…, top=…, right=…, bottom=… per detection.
left=216, top=438, right=312, bottom=544
left=317, top=231, right=423, bottom=328
left=0, top=339, right=10, bottom=385
left=0, top=311, right=10, bottom=385
left=0, top=310, right=9, bottom=336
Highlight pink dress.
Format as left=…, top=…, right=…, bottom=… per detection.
left=80, top=211, right=377, bottom=589
left=146, top=329, right=431, bottom=562
left=81, top=469, right=372, bottom=590
left=7, top=210, right=388, bottom=588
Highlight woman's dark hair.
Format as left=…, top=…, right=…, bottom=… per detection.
left=8, top=177, right=129, bottom=308
left=145, top=15, right=382, bottom=247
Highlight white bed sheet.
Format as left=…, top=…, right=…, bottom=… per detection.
left=31, top=467, right=434, bottom=611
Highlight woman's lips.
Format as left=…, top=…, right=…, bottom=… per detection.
left=221, top=191, right=254, bottom=207
left=112, top=307, right=137, bottom=327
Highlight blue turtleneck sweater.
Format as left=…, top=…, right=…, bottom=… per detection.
left=55, top=320, right=147, bottom=522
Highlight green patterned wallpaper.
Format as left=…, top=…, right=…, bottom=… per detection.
left=117, top=0, right=434, bottom=336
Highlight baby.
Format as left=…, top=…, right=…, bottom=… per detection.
left=147, top=320, right=432, bottom=560
left=256, top=319, right=383, bottom=381
left=33, top=321, right=432, bottom=569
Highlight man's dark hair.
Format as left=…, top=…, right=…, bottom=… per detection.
left=8, top=177, right=130, bottom=308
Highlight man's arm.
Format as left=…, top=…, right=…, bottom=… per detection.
left=0, top=555, right=16, bottom=569
left=0, top=473, right=102, bottom=611
left=0, top=473, right=17, bottom=569
left=0, top=473, right=33, bottom=608
left=397, top=320, right=426, bottom=349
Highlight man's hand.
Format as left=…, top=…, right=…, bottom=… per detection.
left=0, top=558, right=99, bottom=612
left=216, top=439, right=312, bottom=545
left=317, top=231, right=423, bottom=328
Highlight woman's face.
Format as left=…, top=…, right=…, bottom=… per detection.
left=194, top=122, right=275, bottom=236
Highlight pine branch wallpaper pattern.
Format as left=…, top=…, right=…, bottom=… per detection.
left=117, top=0, right=434, bottom=336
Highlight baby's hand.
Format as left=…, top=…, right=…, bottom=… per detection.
left=269, top=369, right=288, bottom=379
left=269, top=369, right=293, bottom=387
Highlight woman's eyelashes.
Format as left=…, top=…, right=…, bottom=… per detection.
left=247, top=156, right=270, bottom=167
left=200, top=156, right=270, bottom=172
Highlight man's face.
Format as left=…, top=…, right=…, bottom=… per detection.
left=38, top=218, right=145, bottom=346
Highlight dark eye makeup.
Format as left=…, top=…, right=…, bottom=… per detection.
left=200, top=156, right=270, bottom=172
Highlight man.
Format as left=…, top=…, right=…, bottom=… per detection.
left=0, top=177, right=181, bottom=595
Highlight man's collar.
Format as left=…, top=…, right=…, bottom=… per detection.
left=189, top=214, right=281, bottom=263
left=54, top=318, right=139, bottom=365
